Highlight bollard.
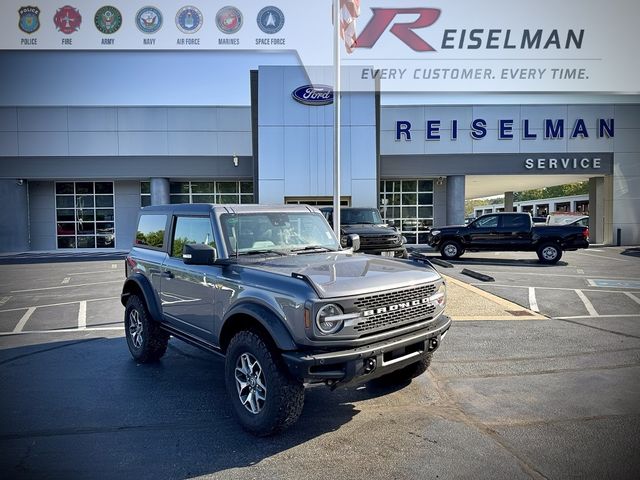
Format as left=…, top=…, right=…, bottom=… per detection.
left=616, top=228, right=622, bottom=246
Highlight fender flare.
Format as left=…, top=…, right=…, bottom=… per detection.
left=220, top=302, right=297, bottom=351
left=121, top=273, right=163, bottom=322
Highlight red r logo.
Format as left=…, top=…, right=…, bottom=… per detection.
left=355, top=8, right=441, bottom=51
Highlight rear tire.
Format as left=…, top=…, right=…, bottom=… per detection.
left=225, top=330, right=304, bottom=436
left=440, top=240, right=463, bottom=259
left=124, top=294, right=169, bottom=363
left=537, top=243, right=563, bottom=264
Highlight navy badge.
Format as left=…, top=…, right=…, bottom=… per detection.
left=176, top=6, right=202, bottom=34
left=257, top=6, right=284, bottom=34
left=136, top=6, right=162, bottom=34
left=216, top=6, right=242, bottom=34
left=53, top=5, right=82, bottom=34
left=95, top=6, right=122, bottom=34
left=19, top=6, right=40, bottom=34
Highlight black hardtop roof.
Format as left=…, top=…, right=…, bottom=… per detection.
left=140, top=204, right=320, bottom=215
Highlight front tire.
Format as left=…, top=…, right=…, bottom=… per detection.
left=124, top=294, right=169, bottom=363
left=537, top=242, right=563, bottom=264
left=225, top=331, right=304, bottom=436
left=440, top=240, right=464, bottom=259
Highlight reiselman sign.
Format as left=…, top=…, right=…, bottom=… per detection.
left=395, top=118, right=614, bottom=141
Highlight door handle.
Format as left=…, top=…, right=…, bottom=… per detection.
left=161, top=270, right=174, bottom=279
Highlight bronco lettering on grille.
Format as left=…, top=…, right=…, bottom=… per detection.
left=363, top=297, right=430, bottom=317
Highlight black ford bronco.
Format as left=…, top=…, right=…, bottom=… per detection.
left=122, top=204, right=450, bottom=435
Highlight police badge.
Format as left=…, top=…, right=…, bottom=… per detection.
left=19, top=6, right=40, bottom=34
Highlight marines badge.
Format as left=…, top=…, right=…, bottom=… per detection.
left=136, top=6, right=162, bottom=34
left=257, top=6, right=284, bottom=34
left=95, top=6, right=122, bottom=34
left=176, top=6, right=203, bottom=34
left=19, top=6, right=40, bottom=34
left=53, top=5, right=82, bottom=34
left=216, top=6, right=242, bottom=34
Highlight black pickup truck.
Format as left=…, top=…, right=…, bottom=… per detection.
left=428, top=212, right=589, bottom=263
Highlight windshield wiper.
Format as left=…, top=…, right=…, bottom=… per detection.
left=236, top=249, right=288, bottom=256
left=290, top=246, right=335, bottom=253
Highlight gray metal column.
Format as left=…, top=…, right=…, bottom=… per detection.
left=150, top=178, right=170, bottom=206
left=589, top=177, right=604, bottom=244
left=504, top=191, right=514, bottom=213
left=0, top=179, right=29, bottom=252
left=446, top=175, right=465, bottom=225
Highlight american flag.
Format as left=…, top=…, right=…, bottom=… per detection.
left=338, top=0, right=361, bottom=54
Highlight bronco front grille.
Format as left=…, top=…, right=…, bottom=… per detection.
left=353, top=283, right=438, bottom=333
left=358, top=235, right=401, bottom=248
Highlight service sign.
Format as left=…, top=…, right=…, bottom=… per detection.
left=2, top=0, right=638, bottom=93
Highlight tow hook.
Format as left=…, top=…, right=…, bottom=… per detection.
left=364, top=357, right=377, bottom=373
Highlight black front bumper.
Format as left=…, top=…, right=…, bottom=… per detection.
left=281, top=314, right=451, bottom=388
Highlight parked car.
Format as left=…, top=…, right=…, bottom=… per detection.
left=319, top=207, right=407, bottom=257
left=428, top=212, right=589, bottom=263
left=547, top=213, right=589, bottom=228
left=122, top=204, right=450, bottom=435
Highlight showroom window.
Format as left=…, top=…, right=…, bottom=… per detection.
left=55, top=181, right=115, bottom=249
left=379, top=179, right=434, bottom=244
left=140, top=181, right=253, bottom=206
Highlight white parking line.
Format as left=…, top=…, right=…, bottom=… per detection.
left=67, top=270, right=120, bottom=276
left=61, top=277, right=70, bottom=285
left=13, top=307, right=36, bottom=333
left=0, top=296, right=11, bottom=306
left=11, top=280, right=121, bottom=293
left=624, top=292, right=640, bottom=306
left=476, top=271, right=639, bottom=280
left=575, top=290, right=599, bottom=317
left=78, top=301, right=87, bottom=329
left=471, top=283, right=640, bottom=293
left=528, top=287, right=540, bottom=312
left=0, top=296, right=120, bottom=314
left=0, top=326, right=124, bottom=336
left=556, top=314, right=640, bottom=320
left=574, top=251, right=630, bottom=262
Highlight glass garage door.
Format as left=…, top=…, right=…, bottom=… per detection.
left=379, top=179, right=434, bottom=244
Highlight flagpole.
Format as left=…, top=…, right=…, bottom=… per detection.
left=332, top=1, right=341, bottom=237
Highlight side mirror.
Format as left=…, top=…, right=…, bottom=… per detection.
left=183, top=243, right=217, bottom=265
left=345, top=234, right=360, bottom=252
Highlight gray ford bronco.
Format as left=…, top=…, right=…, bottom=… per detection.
left=122, top=204, right=451, bottom=435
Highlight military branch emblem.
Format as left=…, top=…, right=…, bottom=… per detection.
left=216, top=6, right=242, bottom=34
left=257, top=6, right=284, bottom=34
left=19, top=6, right=40, bottom=34
left=95, top=6, right=122, bottom=34
left=136, top=6, right=162, bottom=34
left=176, top=6, right=203, bottom=34
left=53, top=5, right=81, bottom=34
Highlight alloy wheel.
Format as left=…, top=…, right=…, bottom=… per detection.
left=128, top=309, right=144, bottom=349
left=235, top=352, right=267, bottom=414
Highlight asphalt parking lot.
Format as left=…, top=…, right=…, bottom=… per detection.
left=1, top=249, right=639, bottom=479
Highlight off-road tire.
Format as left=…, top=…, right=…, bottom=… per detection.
left=124, top=294, right=169, bottom=363
left=537, top=242, right=563, bottom=264
left=225, top=330, right=304, bottom=436
left=440, top=240, right=464, bottom=260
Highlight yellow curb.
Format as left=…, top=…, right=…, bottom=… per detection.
left=443, top=274, right=547, bottom=321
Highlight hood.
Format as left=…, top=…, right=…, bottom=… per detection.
left=341, top=224, right=398, bottom=235
left=244, top=252, right=440, bottom=298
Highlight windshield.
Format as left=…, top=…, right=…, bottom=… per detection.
left=341, top=208, right=383, bottom=224
left=220, top=212, right=340, bottom=255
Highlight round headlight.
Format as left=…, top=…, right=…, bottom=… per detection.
left=434, top=282, right=446, bottom=307
left=431, top=230, right=441, bottom=236
left=340, top=235, right=348, bottom=247
left=316, top=304, right=344, bottom=334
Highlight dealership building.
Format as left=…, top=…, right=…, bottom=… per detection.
left=1, top=0, right=639, bottom=253
left=0, top=56, right=639, bottom=252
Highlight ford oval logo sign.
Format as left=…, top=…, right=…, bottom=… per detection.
left=292, top=85, right=334, bottom=106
